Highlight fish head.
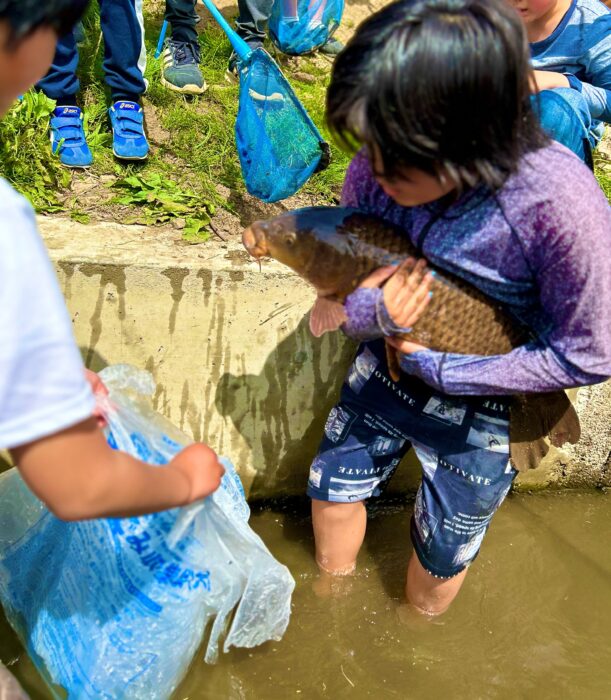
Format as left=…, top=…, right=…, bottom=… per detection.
left=242, top=207, right=375, bottom=297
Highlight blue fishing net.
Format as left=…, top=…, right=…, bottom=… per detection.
left=269, top=0, right=344, bottom=55
left=236, top=48, right=330, bottom=202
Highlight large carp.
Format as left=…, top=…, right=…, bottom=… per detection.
left=242, top=206, right=581, bottom=471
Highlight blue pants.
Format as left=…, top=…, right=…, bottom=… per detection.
left=38, top=0, right=147, bottom=103
left=532, top=88, right=598, bottom=167
left=165, top=0, right=200, bottom=47
left=308, top=341, right=517, bottom=579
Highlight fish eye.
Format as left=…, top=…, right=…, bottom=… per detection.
left=284, top=232, right=297, bottom=246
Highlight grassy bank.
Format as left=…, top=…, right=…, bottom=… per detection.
left=0, top=2, right=349, bottom=240
left=0, top=1, right=608, bottom=240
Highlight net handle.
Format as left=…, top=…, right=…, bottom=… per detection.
left=198, top=0, right=253, bottom=60
left=154, top=1, right=253, bottom=61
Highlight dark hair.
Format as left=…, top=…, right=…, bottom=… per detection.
left=0, top=0, right=90, bottom=45
left=327, top=0, right=549, bottom=191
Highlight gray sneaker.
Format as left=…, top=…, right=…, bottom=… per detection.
left=161, top=39, right=206, bottom=95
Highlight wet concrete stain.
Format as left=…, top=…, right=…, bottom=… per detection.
left=196, top=269, right=213, bottom=307
left=161, top=267, right=190, bottom=334
left=224, top=249, right=252, bottom=266
left=79, top=263, right=127, bottom=366
left=57, top=261, right=77, bottom=300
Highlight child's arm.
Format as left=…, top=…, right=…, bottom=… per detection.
left=10, top=417, right=224, bottom=521
left=532, top=14, right=611, bottom=123
left=388, top=195, right=611, bottom=396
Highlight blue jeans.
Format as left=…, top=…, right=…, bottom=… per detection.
left=532, top=88, right=597, bottom=167
left=38, top=0, right=147, bottom=103
left=165, top=0, right=199, bottom=47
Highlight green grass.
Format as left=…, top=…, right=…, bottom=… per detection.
left=0, top=2, right=608, bottom=237
left=0, top=2, right=348, bottom=239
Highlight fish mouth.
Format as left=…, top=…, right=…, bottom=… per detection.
left=242, top=224, right=269, bottom=259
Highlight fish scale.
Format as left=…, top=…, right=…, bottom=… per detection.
left=242, top=206, right=581, bottom=471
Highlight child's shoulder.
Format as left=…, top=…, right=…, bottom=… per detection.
left=505, top=142, right=603, bottom=201
left=573, top=0, right=610, bottom=20
left=499, top=143, right=610, bottom=239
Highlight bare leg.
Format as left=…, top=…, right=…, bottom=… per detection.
left=281, top=0, right=298, bottom=17
left=311, top=499, right=366, bottom=574
left=405, top=551, right=467, bottom=616
left=0, top=661, right=29, bottom=700
left=307, top=0, right=325, bottom=23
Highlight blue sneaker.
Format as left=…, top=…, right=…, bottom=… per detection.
left=50, top=106, right=93, bottom=168
left=108, top=100, right=149, bottom=160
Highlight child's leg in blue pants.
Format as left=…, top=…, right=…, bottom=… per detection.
left=165, top=0, right=200, bottom=46
left=531, top=88, right=596, bottom=167
left=37, top=0, right=147, bottom=103
left=236, top=0, right=275, bottom=45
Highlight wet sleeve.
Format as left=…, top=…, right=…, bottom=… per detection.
left=0, top=190, right=95, bottom=448
left=398, top=190, right=611, bottom=395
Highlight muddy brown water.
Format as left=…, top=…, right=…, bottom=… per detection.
left=2, top=490, right=611, bottom=699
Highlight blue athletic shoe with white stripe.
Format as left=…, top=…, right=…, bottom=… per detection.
left=109, top=100, right=149, bottom=160
left=50, top=106, right=93, bottom=168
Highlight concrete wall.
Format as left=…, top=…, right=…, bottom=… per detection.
left=40, top=217, right=611, bottom=498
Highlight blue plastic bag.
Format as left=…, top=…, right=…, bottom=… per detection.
left=269, top=0, right=344, bottom=55
left=0, top=365, right=295, bottom=700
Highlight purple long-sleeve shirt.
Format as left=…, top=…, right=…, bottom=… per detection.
left=341, top=143, right=611, bottom=396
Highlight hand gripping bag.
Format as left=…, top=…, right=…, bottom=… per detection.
left=0, top=365, right=295, bottom=700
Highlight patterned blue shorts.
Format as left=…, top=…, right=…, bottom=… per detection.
left=307, top=341, right=517, bottom=579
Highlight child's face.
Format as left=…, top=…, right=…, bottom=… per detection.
left=371, top=151, right=456, bottom=207
left=0, top=23, right=57, bottom=116
left=508, top=0, right=558, bottom=23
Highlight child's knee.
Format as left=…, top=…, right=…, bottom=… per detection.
left=311, top=498, right=365, bottom=523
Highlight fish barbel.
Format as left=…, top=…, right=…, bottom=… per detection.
left=242, top=206, right=581, bottom=472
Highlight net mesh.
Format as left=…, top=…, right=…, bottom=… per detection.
left=269, top=0, right=344, bottom=55
left=236, top=49, right=329, bottom=202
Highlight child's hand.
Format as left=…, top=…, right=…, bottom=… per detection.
left=169, top=444, right=225, bottom=504
left=85, top=369, right=109, bottom=428
left=530, top=70, right=570, bottom=93
left=383, top=258, right=434, bottom=330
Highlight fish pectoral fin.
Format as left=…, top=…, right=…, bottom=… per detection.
left=309, top=297, right=347, bottom=337
left=509, top=391, right=581, bottom=471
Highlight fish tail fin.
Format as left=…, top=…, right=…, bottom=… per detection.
left=509, top=391, right=581, bottom=471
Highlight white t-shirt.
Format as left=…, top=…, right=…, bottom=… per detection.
left=0, top=180, right=94, bottom=449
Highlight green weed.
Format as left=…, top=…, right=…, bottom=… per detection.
left=111, top=172, right=214, bottom=233
left=0, top=91, right=70, bottom=212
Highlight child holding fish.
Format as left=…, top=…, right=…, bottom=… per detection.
left=246, top=0, right=611, bottom=616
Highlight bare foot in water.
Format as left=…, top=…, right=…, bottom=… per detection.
left=312, top=564, right=356, bottom=598
left=395, top=602, right=446, bottom=628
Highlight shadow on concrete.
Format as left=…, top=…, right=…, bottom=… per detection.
left=214, top=314, right=355, bottom=499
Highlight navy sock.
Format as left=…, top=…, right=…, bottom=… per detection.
left=111, top=94, right=141, bottom=105
left=55, top=94, right=78, bottom=107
